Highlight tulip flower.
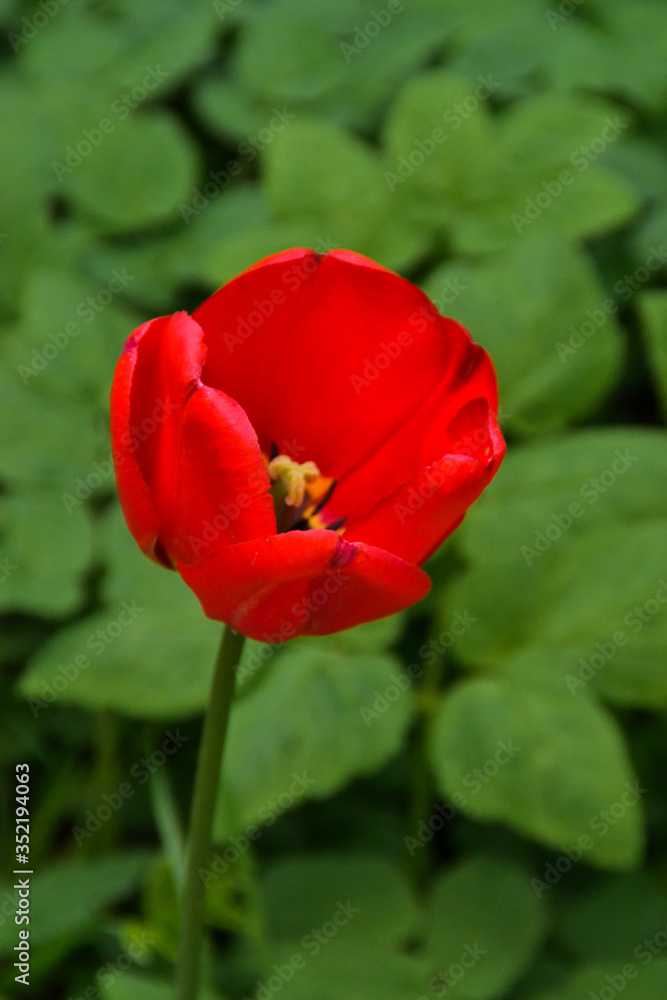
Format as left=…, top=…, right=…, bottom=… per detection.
left=110, top=247, right=504, bottom=1000
left=111, top=248, right=504, bottom=642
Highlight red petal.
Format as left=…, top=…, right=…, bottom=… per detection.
left=110, top=320, right=163, bottom=565
left=344, top=401, right=506, bottom=565
left=176, top=529, right=431, bottom=641
left=334, top=348, right=499, bottom=522
left=122, top=312, right=275, bottom=565
left=193, top=250, right=494, bottom=502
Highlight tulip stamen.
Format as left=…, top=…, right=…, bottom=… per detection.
left=266, top=451, right=345, bottom=535
left=268, top=454, right=320, bottom=509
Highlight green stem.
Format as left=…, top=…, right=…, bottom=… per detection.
left=175, top=626, right=245, bottom=1000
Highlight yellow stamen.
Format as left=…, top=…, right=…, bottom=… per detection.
left=268, top=454, right=320, bottom=508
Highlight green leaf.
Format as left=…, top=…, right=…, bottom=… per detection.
left=215, top=642, right=415, bottom=837
left=429, top=675, right=643, bottom=869
left=0, top=488, right=94, bottom=617
left=445, top=429, right=665, bottom=656
left=422, top=235, right=624, bottom=435
left=263, top=854, right=420, bottom=949
left=102, top=977, right=174, bottom=1000
left=443, top=431, right=667, bottom=709
left=264, top=117, right=427, bottom=272
left=383, top=74, right=639, bottom=252
left=78, top=186, right=274, bottom=311
left=0, top=78, right=59, bottom=310
left=266, top=939, right=426, bottom=1000
left=455, top=429, right=667, bottom=568
left=501, top=522, right=667, bottom=709
left=5, top=266, right=142, bottom=409
left=424, top=856, right=547, bottom=999
left=0, top=852, right=151, bottom=955
left=193, top=75, right=282, bottom=143
left=639, top=290, right=667, bottom=420
left=590, top=0, right=667, bottom=108
left=634, top=209, right=667, bottom=277
left=459, top=93, right=639, bottom=253
left=266, top=116, right=387, bottom=232
left=323, top=613, right=406, bottom=654
left=533, top=958, right=667, bottom=1000
left=18, top=505, right=220, bottom=718
left=447, top=0, right=549, bottom=97
left=545, top=18, right=666, bottom=112
left=101, top=972, right=220, bottom=1000
left=382, top=69, right=491, bottom=219
left=0, top=368, right=101, bottom=488
left=234, top=5, right=347, bottom=104
left=62, top=112, right=198, bottom=233
left=458, top=165, right=638, bottom=256
left=23, top=1, right=217, bottom=97
left=554, top=872, right=667, bottom=964
left=193, top=221, right=327, bottom=291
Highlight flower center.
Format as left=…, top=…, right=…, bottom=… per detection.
left=266, top=447, right=345, bottom=535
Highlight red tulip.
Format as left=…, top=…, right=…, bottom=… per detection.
left=110, top=248, right=504, bottom=642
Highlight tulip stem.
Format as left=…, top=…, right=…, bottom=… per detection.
left=175, top=625, right=245, bottom=1000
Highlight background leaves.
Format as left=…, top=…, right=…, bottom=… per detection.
left=1, top=0, right=666, bottom=998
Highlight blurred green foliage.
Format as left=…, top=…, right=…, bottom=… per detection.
left=1, top=0, right=667, bottom=998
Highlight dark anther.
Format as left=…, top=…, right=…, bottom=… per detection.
left=269, top=442, right=279, bottom=461
left=326, top=517, right=346, bottom=532
left=311, top=479, right=338, bottom=516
